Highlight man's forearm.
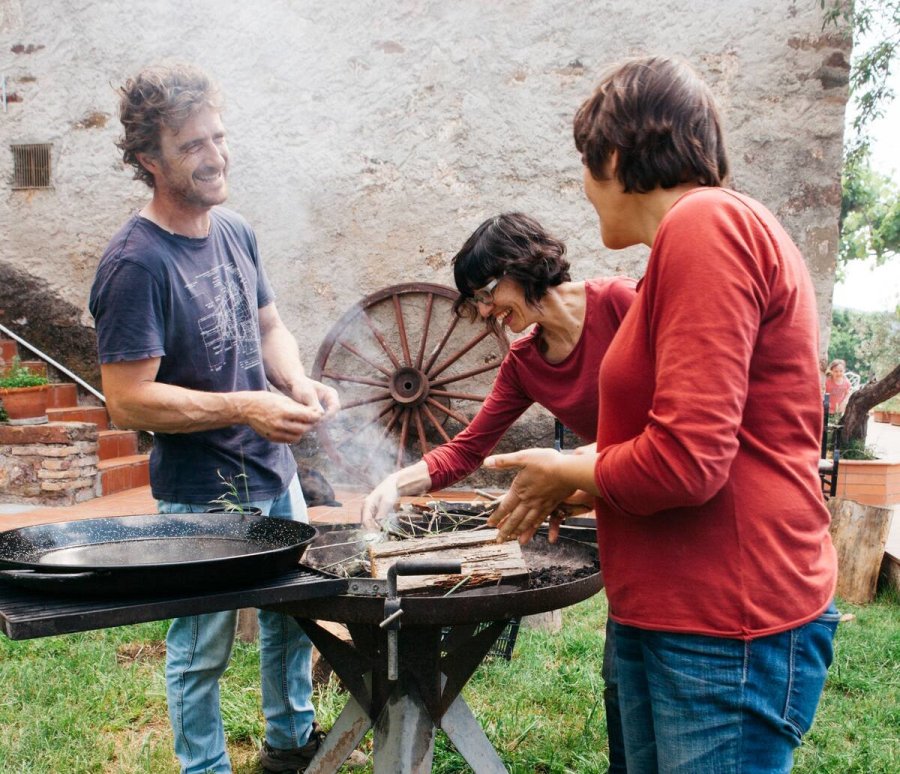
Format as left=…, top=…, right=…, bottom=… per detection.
left=107, top=380, right=254, bottom=433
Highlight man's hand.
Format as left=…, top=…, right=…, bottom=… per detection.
left=284, top=377, right=340, bottom=420
left=483, top=448, right=576, bottom=545
left=243, top=390, right=324, bottom=443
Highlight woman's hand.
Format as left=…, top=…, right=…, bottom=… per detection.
left=361, top=475, right=399, bottom=532
left=483, top=448, right=577, bottom=544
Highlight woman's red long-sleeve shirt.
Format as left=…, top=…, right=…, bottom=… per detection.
left=594, top=188, right=837, bottom=639
left=423, top=277, right=636, bottom=489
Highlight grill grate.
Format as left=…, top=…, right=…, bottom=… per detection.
left=11, top=143, right=52, bottom=189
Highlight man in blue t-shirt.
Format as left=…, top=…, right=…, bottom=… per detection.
left=89, top=62, right=340, bottom=774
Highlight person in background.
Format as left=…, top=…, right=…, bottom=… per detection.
left=89, top=62, right=342, bottom=774
left=824, top=358, right=852, bottom=414
left=362, top=211, right=636, bottom=772
left=484, top=56, right=839, bottom=773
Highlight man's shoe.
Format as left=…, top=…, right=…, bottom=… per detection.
left=259, top=722, right=326, bottom=773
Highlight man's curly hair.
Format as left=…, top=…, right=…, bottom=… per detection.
left=116, top=62, right=223, bottom=188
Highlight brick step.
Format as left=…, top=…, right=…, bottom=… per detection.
left=46, top=405, right=110, bottom=429
left=0, top=338, right=18, bottom=363
left=46, top=382, right=79, bottom=408
left=98, top=428, right=140, bottom=460
left=98, top=454, right=150, bottom=496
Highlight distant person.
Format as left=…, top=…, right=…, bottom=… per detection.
left=824, top=358, right=851, bottom=414
left=89, top=62, right=340, bottom=774
left=485, top=56, right=839, bottom=773
left=362, top=211, right=636, bottom=771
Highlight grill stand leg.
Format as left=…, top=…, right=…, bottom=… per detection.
left=296, top=618, right=511, bottom=774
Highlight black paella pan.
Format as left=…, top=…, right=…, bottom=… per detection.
left=0, top=511, right=316, bottom=596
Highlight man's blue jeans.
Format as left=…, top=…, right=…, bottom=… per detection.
left=158, top=476, right=314, bottom=774
left=612, top=603, right=839, bottom=774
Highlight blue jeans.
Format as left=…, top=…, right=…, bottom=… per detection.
left=158, top=476, right=315, bottom=774
left=603, top=617, right=627, bottom=773
left=612, top=603, right=839, bottom=774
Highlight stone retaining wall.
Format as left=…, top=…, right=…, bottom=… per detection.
left=0, top=422, right=100, bottom=506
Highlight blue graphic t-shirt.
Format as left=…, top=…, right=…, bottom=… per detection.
left=89, top=207, right=295, bottom=503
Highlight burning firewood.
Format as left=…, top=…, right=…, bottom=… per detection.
left=368, top=528, right=529, bottom=593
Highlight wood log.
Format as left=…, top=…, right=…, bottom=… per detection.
left=368, top=529, right=528, bottom=593
left=827, top=498, right=894, bottom=604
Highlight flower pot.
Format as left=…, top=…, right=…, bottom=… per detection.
left=873, top=410, right=889, bottom=423
left=891, top=412, right=900, bottom=427
left=0, top=384, right=49, bottom=425
left=835, top=458, right=900, bottom=507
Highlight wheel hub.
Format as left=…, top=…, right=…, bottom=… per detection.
left=390, top=366, right=429, bottom=405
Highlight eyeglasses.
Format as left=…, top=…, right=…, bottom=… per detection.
left=468, top=277, right=500, bottom=306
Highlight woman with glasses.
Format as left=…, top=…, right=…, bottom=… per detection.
left=362, top=211, right=636, bottom=772
left=362, top=212, right=635, bottom=525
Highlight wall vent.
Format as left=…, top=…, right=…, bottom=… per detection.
left=11, top=143, right=52, bottom=189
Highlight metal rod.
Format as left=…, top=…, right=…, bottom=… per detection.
left=321, top=370, right=388, bottom=388
left=0, top=322, right=105, bottom=403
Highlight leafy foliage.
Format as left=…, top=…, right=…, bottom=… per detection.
left=822, top=1, right=900, bottom=270
left=0, top=356, right=48, bottom=389
left=829, top=307, right=900, bottom=379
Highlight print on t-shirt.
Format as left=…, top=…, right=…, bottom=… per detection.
left=187, top=262, right=262, bottom=373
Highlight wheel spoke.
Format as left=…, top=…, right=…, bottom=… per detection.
left=423, top=314, right=461, bottom=373
left=429, top=388, right=488, bottom=402
left=426, top=396, right=471, bottom=427
left=413, top=407, right=429, bottom=455
left=429, top=360, right=502, bottom=388
left=361, top=310, right=403, bottom=369
left=415, top=293, right=435, bottom=370
left=392, top=295, right=412, bottom=366
left=421, top=403, right=453, bottom=444
left=330, top=403, right=395, bottom=450
left=338, top=340, right=393, bottom=378
left=337, top=390, right=393, bottom=410
left=322, top=370, right=389, bottom=389
left=396, top=409, right=411, bottom=467
left=428, top=327, right=494, bottom=380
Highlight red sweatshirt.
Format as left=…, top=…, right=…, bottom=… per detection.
left=594, top=188, right=837, bottom=638
left=424, top=277, right=636, bottom=489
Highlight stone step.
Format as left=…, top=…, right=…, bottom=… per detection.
left=98, top=454, right=150, bottom=496
left=46, top=382, right=79, bottom=409
left=98, top=429, right=140, bottom=461
left=47, top=405, right=110, bottom=429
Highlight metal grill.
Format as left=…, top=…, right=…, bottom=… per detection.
left=11, top=143, right=52, bottom=189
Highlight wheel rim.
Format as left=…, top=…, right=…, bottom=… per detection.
left=311, top=283, right=509, bottom=484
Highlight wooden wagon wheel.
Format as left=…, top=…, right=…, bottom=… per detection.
left=311, top=283, right=509, bottom=485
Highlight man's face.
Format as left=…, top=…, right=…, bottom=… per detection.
left=149, top=105, right=229, bottom=209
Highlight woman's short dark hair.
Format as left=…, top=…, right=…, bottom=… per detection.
left=573, top=56, right=729, bottom=193
left=116, top=62, right=223, bottom=188
left=451, top=212, right=571, bottom=321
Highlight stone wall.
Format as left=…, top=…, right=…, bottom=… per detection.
left=0, top=1, right=851, bottom=483
left=0, top=422, right=100, bottom=505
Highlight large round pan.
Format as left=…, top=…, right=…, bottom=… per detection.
left=0, top=512, right=316, bottom=597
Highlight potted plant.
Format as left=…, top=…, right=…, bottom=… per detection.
left=0, top=357, right=49, bottom=425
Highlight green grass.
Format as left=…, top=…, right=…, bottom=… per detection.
left=0, top=589, right=897, bottom=773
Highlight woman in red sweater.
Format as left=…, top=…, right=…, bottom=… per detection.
left=485, top=57, right=839, bottom=773
left=362, top=211, right=636, bottom=771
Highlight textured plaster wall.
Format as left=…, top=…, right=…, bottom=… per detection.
left=0, top=0, right=849, bottom=373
